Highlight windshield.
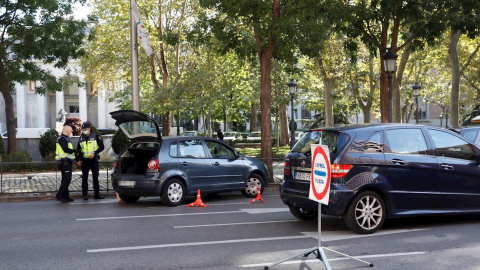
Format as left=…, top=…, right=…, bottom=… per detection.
left=119, top=121, right=157, bottom=138
left=181, top=131, right=196, bottom=136
left=291, top=130, right=349, bottom=155
left=249, top=132, right=261, bottom=137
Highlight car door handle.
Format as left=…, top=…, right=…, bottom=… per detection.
left=391, top=159, right=406, bottom=165
left=441, top=164, right=454, bottom=170
left=181, top=162, right=188, bottom=166
left=214, top=162, right=220, bottom=167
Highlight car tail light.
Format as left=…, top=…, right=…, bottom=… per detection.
left=284, top=161, right=291, bottom=176
left=147, top=159, right=159, bottom=172
left=113, top=161, right=117, bottom=170
left=331, top=164, right=352, bottom=178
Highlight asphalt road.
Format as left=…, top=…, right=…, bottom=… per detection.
left=1, top=191, right=480, bottom=270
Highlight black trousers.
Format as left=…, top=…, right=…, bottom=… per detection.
left=81, top=158, right=100, bottom=196
left=56, top=160, right=73, bottom=199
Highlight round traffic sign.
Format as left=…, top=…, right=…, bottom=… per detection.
left=310, top=146, right=331, bottom=201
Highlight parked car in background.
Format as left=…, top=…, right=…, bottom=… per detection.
left=280, top=124, right=480, bottom=234
left=97, top=128, right=117, bottom=135
left=181, top=131, right=198, bottom=136
left=1, top=128, right=50, bottom=138
left=110, top=110, right=269, bottom=206
left=450, top=127, right=480, bottom=145
left=246, top=131, right=262, bottom=141
left=223, top=131, right=241, bottom=141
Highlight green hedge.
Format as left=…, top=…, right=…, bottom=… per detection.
left=111, top=128, right=129, bottom=155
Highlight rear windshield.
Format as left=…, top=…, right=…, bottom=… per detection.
left=291, top=130, right=349, bottom=155
left=119, top=121, right=157, bottom=138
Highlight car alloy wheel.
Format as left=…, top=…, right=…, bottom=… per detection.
left=241, top=173, right=265, bottom=198
left=344, top=191, right=386, bottom=234
left=161, top=179, right=185, bottom=206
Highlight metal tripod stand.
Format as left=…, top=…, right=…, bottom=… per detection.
left=264, top=203, right=374, bottom=269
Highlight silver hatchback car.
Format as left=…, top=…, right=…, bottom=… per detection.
left=110, top=110, right=269, bottom=206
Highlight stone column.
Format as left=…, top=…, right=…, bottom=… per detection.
left=36, top=82, right=46, bottom=128
left=16, top=82, right=27, bottom=128
left=98, top=87, right=107, bottom=128
left=78, top=76, right=88, bottom=121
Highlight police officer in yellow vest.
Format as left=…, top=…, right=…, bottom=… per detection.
left=55, top=125, right=80, bottom=203
left=76, top=121, right=105, bottom=200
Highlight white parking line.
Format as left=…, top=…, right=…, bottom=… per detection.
left=147, top=202, right=251, bottom=208
left=87, top=235, right=312, bottom=253
left=239, top=251, right=428, bottom=267
left=174, top=219, right=299, bottom=228
left=76, top=210, right=242, bottom=221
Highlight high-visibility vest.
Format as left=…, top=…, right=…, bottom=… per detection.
left=80, top=132, right=98, bottom=158
left=55, top=135, right=74, bottom=160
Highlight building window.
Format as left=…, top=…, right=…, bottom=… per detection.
left=28, top=81, right=37, bottom=93
left=69, top=106, right=79, bottom=113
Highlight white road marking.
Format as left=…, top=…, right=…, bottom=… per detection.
left=76, top=210, right=242, bottom=221
left=240, top=251, right=428, bottom=267
left=147, top=202, right=250, bottom=208
left=301, top=228, right=428, bottom=241
left=87, top=235, right=312, bottom=253
left=239, top=208, right=289, bottom=214
left=77, top=208, right=289, bottom=221
left=174, top=219, right=299, bottom=228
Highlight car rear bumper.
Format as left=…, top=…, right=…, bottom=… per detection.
left=279, top=182, right=355, bottom=216
left=112, top=173, right=162, bottom=196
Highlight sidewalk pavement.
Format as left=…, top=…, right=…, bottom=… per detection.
left=0, top=169, right=281, bottom=202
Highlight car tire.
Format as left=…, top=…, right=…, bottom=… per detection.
left=118, top=194, right=140, bottom=203
left=288, top=206, right=318, bottom=220
left=241, top=173, right=265, bottom=198
left=161, top=178, right=185, bottom=207
left=344, top=190, right=386, bottom=234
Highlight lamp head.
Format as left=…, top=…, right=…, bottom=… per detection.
left=287, top=79, right=297, bottom=94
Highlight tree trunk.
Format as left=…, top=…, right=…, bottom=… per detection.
left=324, top=78, right=334, bottom=127
left=279, top=103, right=289, bottom=146
left=318, top=58, right=334, bottom=127
left=449, top=30, right=461, bottom=128
left=393, top=46, right=410, bottom=123
left=252, top=0, right=279, bottom=183
left=250, top=103, right=258, bottom=132
left=0, top=59, right=16, bottom=154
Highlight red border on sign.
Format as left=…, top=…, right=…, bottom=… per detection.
left=311, top=146, right=331, bottom=201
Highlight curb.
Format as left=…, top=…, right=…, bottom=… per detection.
left=0, top=186, right=280, bottom=203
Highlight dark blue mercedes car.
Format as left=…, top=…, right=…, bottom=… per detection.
left=280, top=124, right=480, bottom=234
left=110, top=110, right=269, bottom=206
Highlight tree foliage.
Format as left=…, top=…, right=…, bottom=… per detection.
left=0, top=0, right=91, bottom=153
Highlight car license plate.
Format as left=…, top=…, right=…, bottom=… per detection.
left=295, top=172, right=311, bottom=181
left=119, top=181, right=135, bottom=187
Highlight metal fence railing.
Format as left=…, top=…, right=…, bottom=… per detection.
left=0, top=161, right=114, bottom=195
left=0, top=158, right=285, bottom=196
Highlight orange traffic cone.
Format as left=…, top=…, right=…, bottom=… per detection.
left=186, top=189, right=207, bottom=207
left=249, top=187, right=265, bottom=203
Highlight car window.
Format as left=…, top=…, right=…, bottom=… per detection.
left=169, top=141, right=178, bottom=157
left=460, top=130, right=479, bottom=143
left=205, top=141, right=235, bottom=159
left=291, top=130, right=349, bottom=155
left=428, top=129, right=476, bottom=161
left=363, top=132, right=383, bottom=152
left=179, top=140, right=206, bottom=158
left=386, top=128, right=428, bottom=155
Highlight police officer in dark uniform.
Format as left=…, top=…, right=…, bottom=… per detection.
left=76, top=121, right=105, bottom=200
left=55, top=125, right=80, bottom=203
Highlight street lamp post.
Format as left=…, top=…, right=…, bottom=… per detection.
left=383, top=48, right=398, bottom=123
left=288, top=79, right=297, bottom=149
left=412, top=82, right=421, bottom=124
